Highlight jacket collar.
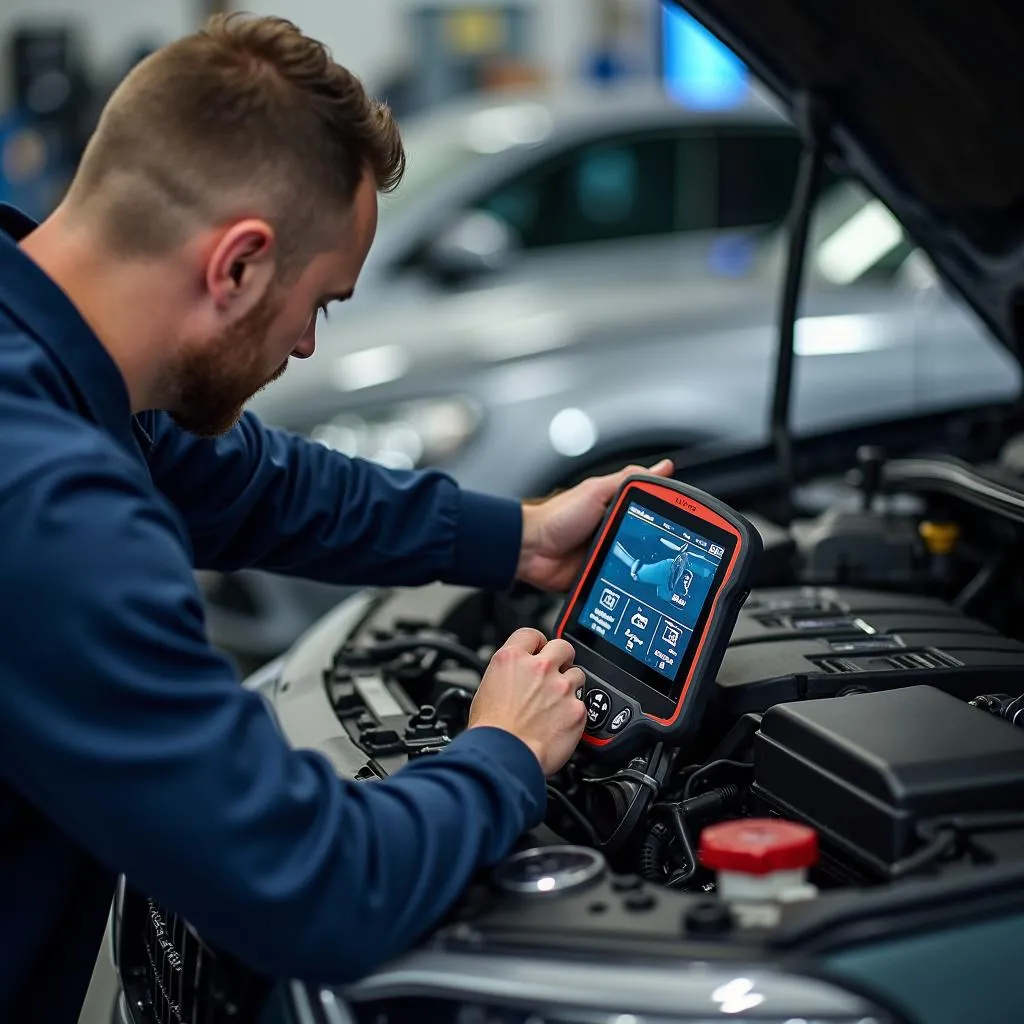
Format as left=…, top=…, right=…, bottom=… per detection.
left=0, top=203, right=149, bottom=458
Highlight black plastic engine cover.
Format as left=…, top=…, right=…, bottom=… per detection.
left=754, top=686, right=1024, bottom=874
left=717, top=587, right=1024, bottom=713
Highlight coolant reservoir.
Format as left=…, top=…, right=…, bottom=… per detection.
left=699, top=819, right=819, bottom=902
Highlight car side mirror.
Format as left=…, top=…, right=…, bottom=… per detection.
left=423, top=210, right=519, bottom=287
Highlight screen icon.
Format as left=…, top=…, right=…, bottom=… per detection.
left=599, top=588, right=620, bottom=612
left=662, top=623, right=681, bottom=646
left=710, top=543, right=725, bottom=558
left=631, top=610, right=649, bottom=630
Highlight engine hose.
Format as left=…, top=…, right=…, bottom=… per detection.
left=356, top=637, right=489, bottom=676
left=433, top=687, right=475, bottom=715
left=639, top=822, right=676, bottom=882
left=587, top=780, right=650, bottom=855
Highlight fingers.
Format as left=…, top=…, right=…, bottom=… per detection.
left=564, top=665, right=586, bottom=693
left=541, top=637, right=577, bottom=671
left=502, top=627, right=548, bottom=654
left=600, top=458, right=675, bottom=490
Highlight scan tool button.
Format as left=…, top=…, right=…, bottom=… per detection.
left=608, top=707, right=632, bottom=733
left=584, top=689, right=612, bottom=732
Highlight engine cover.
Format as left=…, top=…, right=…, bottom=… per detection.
left=716, top=587, right=1024, bottom=713
left=754, top=685, right=1024, bottom=876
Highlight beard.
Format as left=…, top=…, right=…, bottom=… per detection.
left=169, top=288, right=290, bottom=438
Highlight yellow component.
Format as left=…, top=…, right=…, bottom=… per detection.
left=919, top=521, right=960, bottom=556
left=445, top=10, right=506, bottom=55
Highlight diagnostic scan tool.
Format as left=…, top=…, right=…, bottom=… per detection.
left=556, top=475, right=762, bottom=759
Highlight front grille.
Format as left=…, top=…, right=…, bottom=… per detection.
left=141, top=900, right=198, bottom=1023
left=117, top=886, right=270, bottom=1024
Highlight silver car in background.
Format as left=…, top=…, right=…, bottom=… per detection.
left=200, top=85, right=1021, bottom=670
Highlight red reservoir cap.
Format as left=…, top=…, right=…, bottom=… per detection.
left=699, top=818, right=818, bottom=876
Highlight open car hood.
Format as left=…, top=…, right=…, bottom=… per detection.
left=669, top=0, right=1024, bottom=366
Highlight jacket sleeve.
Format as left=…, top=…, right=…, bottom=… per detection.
left=0, top=455, right=546, bottom=984
left=141, top=410, right=522, bottom=590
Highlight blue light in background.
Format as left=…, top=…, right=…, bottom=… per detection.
left=662, top=6, right=749, bottom=110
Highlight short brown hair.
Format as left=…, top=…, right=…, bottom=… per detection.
left=66, top=12, right=405, bottom=268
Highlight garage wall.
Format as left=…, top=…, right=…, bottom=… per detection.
left=238, top=0, right=597, bottom=91
left=0, top=0, right=659, bottom=109
left=0, top=0, right=193, bottom=108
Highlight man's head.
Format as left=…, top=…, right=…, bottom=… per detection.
left=61, top=13, right=405, bottom=435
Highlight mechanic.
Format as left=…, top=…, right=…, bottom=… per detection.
left=0, top=13, right=674, bottom=1022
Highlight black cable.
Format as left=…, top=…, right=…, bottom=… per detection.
left=639, top=822, right=674, bottom=882
left=889, top=811, right=1024, bottom=879
left=682, top=759, right=753, bottom=803
left=546, top=785, right=600, bottom=846
left=666, top=803, right=699, bottom=888
left=362, top=637, right=489, bottom=676
left=888, top=829, right=958, bottom=880
left=648, top=785, right=744, bottom=889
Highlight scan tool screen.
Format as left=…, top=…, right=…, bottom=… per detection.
left=573, top=500, right=729, bottom=696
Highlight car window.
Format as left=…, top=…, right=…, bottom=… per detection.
left=476, top=132, right=718, bottom=249
left=477, top=135, right=680, bottom=248
left=474, top=125, right=806, bottom=252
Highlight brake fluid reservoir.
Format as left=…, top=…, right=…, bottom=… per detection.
left=699, top=819, right=819, bottom=902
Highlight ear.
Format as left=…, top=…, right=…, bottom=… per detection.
left=204, top=218, right=278, bottom=316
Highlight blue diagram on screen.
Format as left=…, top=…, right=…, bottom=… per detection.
left=578, top=502, right=725, bottom=682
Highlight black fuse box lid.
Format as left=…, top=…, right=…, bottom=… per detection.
left=754, top=686, right=1024, bottom=872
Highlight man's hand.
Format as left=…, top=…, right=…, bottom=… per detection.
left=468, top=628, right=586, bottom=776
left=516, top=459, right=674, bottom=592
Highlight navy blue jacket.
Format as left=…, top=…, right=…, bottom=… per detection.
left=0, top=206, right=546, bottom=1021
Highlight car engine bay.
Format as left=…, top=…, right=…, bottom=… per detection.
left=114, top=352, right=1024, bottom=1024
left=115, top=439, right=1024, bottom=1024
left=247, top=438, right=1024, bottom=949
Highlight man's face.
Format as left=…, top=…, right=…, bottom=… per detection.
left=171, top=171, right=379, bottom=437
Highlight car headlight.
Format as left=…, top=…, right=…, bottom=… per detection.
left=310, top=398, right=481, bottom=470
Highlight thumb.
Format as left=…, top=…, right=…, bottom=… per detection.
left=596, top=458, right=675, bottom=498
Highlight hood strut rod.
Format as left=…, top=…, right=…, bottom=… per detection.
left=772, top=93, right=832, bottom=517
